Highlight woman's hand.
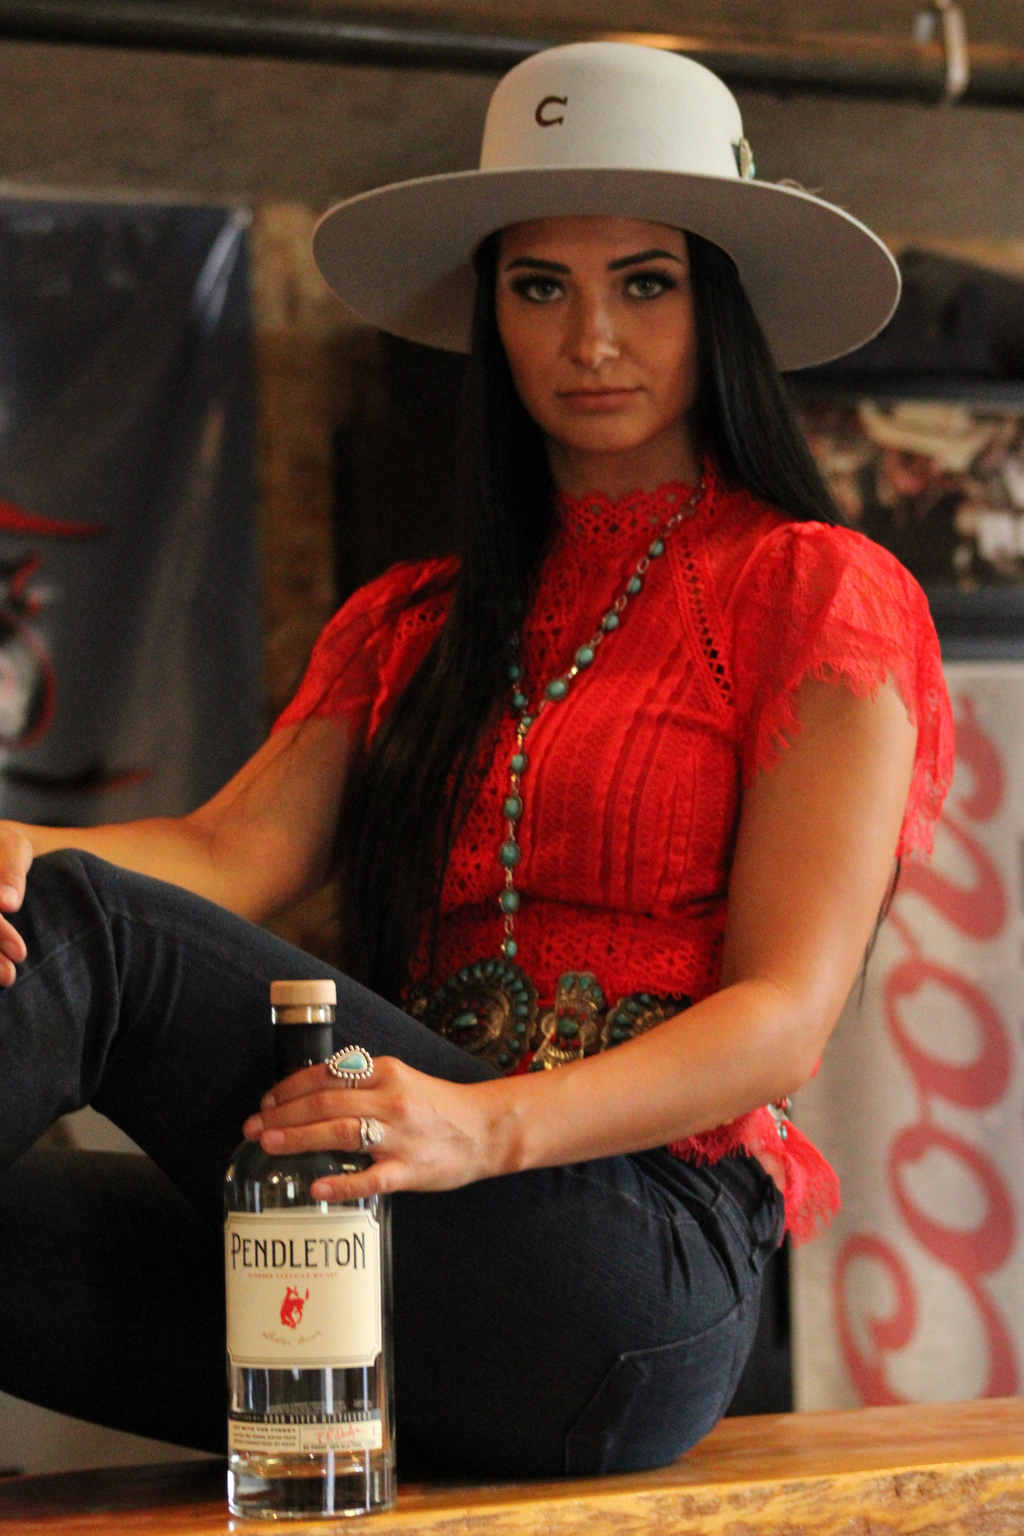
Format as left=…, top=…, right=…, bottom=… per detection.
left=243, top=1057, right=513, bottom=1200
left=0, top=824, right=33, bottom=984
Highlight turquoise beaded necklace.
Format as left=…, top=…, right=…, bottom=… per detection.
left=496, top=475, right=705, bottom=963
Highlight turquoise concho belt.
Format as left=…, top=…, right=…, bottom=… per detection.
left=408, top=958, right=691, bottom=1074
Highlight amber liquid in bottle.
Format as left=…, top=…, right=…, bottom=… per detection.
left=224, top=980, right=395, bottom=1519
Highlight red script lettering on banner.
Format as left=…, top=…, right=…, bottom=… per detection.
left=834, top=693, right=1018, bottom=1403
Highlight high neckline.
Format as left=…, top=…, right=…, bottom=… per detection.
left=553, top=475, right=707, bottom=555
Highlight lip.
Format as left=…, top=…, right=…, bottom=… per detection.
left=558, top=386, right=643, bottom=412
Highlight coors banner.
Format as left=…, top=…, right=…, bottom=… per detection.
left=794, top=663, right=1024, bottom=1408
left=0, top=196, right=261, bottom=830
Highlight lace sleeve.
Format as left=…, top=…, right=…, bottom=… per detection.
left=732, top=522, right=954, bottom=860
left=273, top=557, right=457, bottom=746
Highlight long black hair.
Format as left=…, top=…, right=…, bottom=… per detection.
left=341, top=230, right=839, bottom=1002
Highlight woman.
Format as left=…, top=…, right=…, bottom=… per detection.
left=0, top=43, right=950, bottom=1476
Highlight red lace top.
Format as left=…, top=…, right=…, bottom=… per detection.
left=275, top=465, right=954, bottom=1242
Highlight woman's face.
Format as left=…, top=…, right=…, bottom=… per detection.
left=495, top=216, right=699, bottom=486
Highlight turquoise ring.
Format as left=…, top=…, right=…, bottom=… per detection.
left=326, top=1046, right=374, bottom=1085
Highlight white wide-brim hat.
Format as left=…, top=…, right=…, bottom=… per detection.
left=313, top=41, right=900, bottom=372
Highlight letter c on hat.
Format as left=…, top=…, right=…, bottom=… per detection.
left=535, top=94, right=568, bottom=127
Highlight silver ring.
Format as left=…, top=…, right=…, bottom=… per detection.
left=359, top=1116, right=384, bottom=1152
left=325, top=1046, right=374, bottom=1085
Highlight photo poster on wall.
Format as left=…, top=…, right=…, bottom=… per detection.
left=0, top=195, right=262, bottom=831
left=790, top=244, right=1024, bottom=1410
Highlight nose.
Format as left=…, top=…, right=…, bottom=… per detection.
left=566, top=290, right=620, bottom=372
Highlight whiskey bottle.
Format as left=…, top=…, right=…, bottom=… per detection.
left=224, top=979, right=395, bottom=1519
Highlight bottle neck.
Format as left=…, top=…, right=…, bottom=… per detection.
left=272, top=1003, right=335, bottom=1078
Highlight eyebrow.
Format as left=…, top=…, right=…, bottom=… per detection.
left=503, top=248, right=683, bottom=275
left=504, top=256, right=570, bottom=273
left=607, top=248, right=684, bottom=270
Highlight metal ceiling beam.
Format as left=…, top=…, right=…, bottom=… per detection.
left=1, top=0, right=1024, bottom=106
left=0, top=0, right=540, bottom=71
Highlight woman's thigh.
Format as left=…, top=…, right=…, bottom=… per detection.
left=0, top=851, right=496, bottom=1223
left=391, top=1149, right=783, bottom=1477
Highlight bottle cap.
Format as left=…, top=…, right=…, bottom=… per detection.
left=270, top=980, right=338, bottom=1006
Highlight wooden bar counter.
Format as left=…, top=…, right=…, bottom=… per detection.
left=1, top=1398, right=1022, bottom=1535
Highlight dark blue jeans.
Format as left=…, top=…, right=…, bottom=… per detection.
left=0, top=851, right=784, bottom=1478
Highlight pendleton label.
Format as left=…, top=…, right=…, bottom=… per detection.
left=225, top=1210, right=382, bottom=1369
left=229, top=1414, right=383, bottom=1455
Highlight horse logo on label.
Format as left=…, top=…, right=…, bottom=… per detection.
left=280, top=1286, right=309, bottom=1330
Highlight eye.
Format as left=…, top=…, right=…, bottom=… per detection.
left=510, top=274, right=564, bottom=304
left=623, top=270, right=677, bottom=300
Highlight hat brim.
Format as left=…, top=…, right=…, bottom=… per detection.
left=313, top=167, right=899, bottom=373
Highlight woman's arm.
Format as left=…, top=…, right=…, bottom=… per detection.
left=250, top=674, right=917, bottom=1196
left=491, top=672, right=916, bottom=1170
left=0, top=717, right=353, bottom=985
